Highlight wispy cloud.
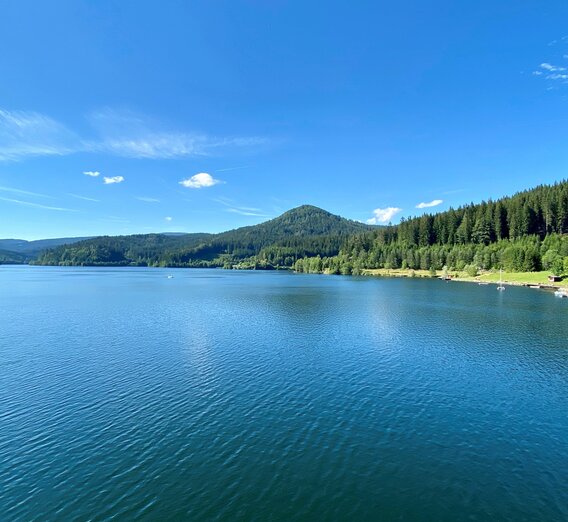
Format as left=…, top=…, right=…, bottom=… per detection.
left=67, top=193, right=100, bottom=202
left=546, top=73, right=568, bottom=81
left=366, top=207, right=402, bottom=224
left=83, top=170, right=100, bottom=177
left=0, top=107, right=267, bottom=161
left=88, top=109, right=266, bottom=159
left=99, top=215, right=130, bottom=224
left=213, top=196, right=235, bottom=205
left=540, top=62, right=566, bottom=72
left=533, top=60, right=568, bottom=85
left=215, top=165, right=249, bottom=172
left=225, top=208, right=268, bottom=217
left=548, top=36, right=568, bottom=46
left=179, top=172, right=223, bottom=189
left=0, top=109, right=79, bottom=161
left=0, top=196, right=76, bottom=212
left=103, top=176, right=125, bottom=185
left=165, top=216, right=173, bottom=222
left=416, top=199, right=443, bottom=209
left=99, top=134, right=209, bottom=159
left=136, top=196, right=160, bottom=203
left=213, top=196, right=267, bottom=216
left=89, top=109, right=211, bottom=159
left=213, top=197, right=260, bottom=212
left=0, top=185, right=52, bottom=199
left=97, top=135, right=265, bottom=159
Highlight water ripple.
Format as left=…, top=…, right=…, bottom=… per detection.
left=0, top=267, right=566, bottom=521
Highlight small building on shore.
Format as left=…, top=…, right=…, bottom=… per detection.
left=548, top=275, right=562, bottom=282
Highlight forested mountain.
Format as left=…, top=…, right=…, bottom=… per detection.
left=35, top=233, right=213, bottom=267
left=295, top=181, right=568, bottom=275
left=35, top=206, right=373, bottom=268
left=14, top=181, right=568, bottom=274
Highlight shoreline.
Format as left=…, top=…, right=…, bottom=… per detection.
left=361, top=268, right=567, bottom=290
left=4, top=263, right=567, bottom=291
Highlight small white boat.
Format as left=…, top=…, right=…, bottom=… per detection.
left=478, top=282, right=489, bottom=285
left=167, top=275, right=174, bottom=279
left=497, top=269, right=505, bottom=291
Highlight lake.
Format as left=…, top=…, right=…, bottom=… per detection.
left=0, top=266, right=566, bottom=521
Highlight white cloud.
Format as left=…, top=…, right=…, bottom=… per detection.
left=540, top=63, right=566, bottom=72
left=83, top=170, right=100, bottom=177
left=136, top=196, right=160, bottom=203
left=103, top=176, right=125, bottom=185
left=0, top=196, right=76, bottom=212
left=416, top=199, right=443, bottom=209
left=366, top=207, right=402, bottom=224
left=179, top=172, right=223, bottom=189
left=548, top=73, right=568, bottom=80
left=165, top=216, right=173, bottom=221
left=534, top=62, right=568, bottom=84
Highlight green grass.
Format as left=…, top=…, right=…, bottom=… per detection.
left=458, top=270, right=566, bottom=287
left=362, top=268, right=435, bottom=278
left=362, top=268, right=567, bottom=287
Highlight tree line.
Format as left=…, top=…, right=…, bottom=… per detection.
left=34, top=205, right=372, bottom=268
left=295, top=181, right=568, bottom=275
left=33, top=182, right=568, bottom=274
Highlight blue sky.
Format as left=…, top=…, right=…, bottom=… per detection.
left=1, top=0, right=567, bottom=240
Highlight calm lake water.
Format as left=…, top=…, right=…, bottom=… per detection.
left=0, top=266, right=567, bottom=521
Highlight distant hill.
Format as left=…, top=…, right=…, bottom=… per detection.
left=35, top=233, right=213, bottom=267
left=0, top=237, right=93, bottom=256
left=0, top=248, right=28, bottom=264
left=0, top=237, right=94, bottom=264
left=35, top=205, right=373, bottom=268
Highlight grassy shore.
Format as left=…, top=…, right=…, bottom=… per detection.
left=361, top=268, right=568, bottom=288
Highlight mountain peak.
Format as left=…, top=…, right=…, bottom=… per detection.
left=284, top=204, right=330, bottom=213
left=33, top=204, right=372, bottom=267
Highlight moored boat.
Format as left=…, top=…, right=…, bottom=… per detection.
left=497, top=269, right=505, bottom=291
